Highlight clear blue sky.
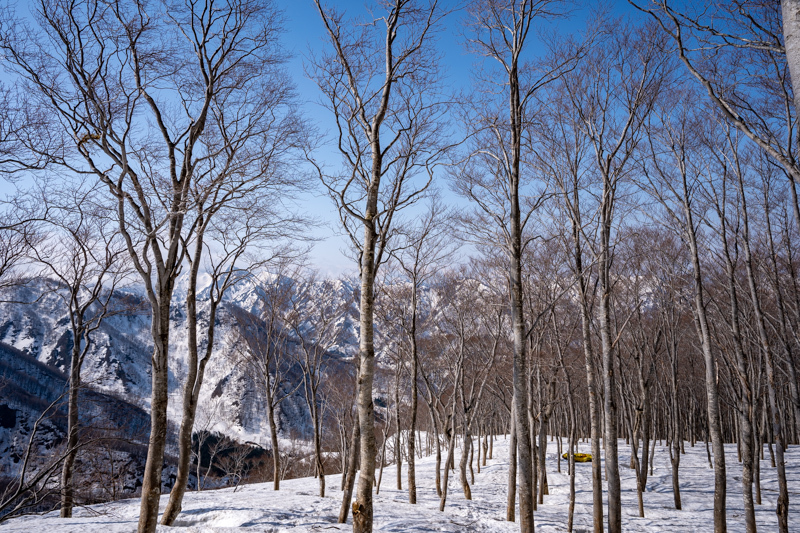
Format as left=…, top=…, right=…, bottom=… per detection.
left=2, top=0, right=645, bottom=277
left=284, top=0, right=643, bottom=275
left=282, top=0, right=477, bottom=276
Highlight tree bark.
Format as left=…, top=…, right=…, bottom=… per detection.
left=782, top=1, right=800, bottom=122
left=407, top=285, right=419, bottom=503
left=353, top=216, right=378, bottom=532
left=268, top=398, right=281, bottom=490
left=459, top=427, right=472, bottom=500
left=509, top=68, right=535, bottom=533
left=59, top=351, right=81, bottom=518
left=507, top=403, right=517, bottom=522
left=138, top=301, right=172, bottom=533
left=338, top=420, right=360, bottom=523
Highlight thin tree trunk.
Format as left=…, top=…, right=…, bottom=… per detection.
left=162, top=257, right=222, bottom=526
left=433, top=409, right=442, bottom=497
left=338, top=409, right=360, bottom=523
left=59, top=356, right=80, bottom=518
left=138, top=305, right=171, bottom=533
left=470, top=435, right=475, bottom=483
left=599, top=205, right=621, bottom=533
left=483, top=429, right=488, bottom=467
left=353, top=204, right=379, bottom=533
left=439, top=403, right=458, bottom=511
left=507, top=404, right=517, bottom=522
left=408, top=289, right=419, bottom=504
left=395, top=372, right=402, bottom=491
left=459, top=427, right=472, bottom=500
left=268, top=399, right=280, bottom=490
left=376, top=423, right=388, bottom=495
left=315, top=408, right=326, bottom=498
left=538, top=412, right=549, bottom=502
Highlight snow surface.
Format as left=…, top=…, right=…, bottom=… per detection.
left=3, top=437, right=798, bottom=532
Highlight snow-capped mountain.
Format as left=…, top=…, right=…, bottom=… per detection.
left=0, top=272, right=361, bottom=471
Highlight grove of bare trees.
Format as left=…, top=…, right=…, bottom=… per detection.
left=0, top=1, right=798, bottom=533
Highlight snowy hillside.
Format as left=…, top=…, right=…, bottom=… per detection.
left=0, top=272, right=366, bottom=491
left=2, top=437, right=797, bottom=532
left=0, top=273, right=360, bottom=443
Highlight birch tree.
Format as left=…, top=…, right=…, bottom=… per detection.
left=0, top=1, right=289, bottom=530
left=307, top=2, right=449, bottom=530
left=459, top=2, right=573, bottom=528
left=24, top=183, right=128, bottom=517
left=389, top=198, right=456, bottom=504
left=557, top=21, right=667, bottom=531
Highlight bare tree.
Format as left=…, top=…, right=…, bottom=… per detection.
left=307, top=2, right=450, bottom=530
left=287, top=274, right=346, bottom=499
left=0, top=1, right=293, bottom=530
left=23, top=182, right=129, bottom=517
left=640, top=87, right=729, bottom=533
left=554, top=20, right=666, bottom=532
left=458, top=2, right=574, bottom=529
left=232, top=262, right=302, bottom=491
left=161, top=69, right=305, bottom=524
left=388, top=198, right=456, bottom=504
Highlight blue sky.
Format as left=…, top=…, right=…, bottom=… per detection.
left=2, top=0, right=647, bottom=277
left=281, top=0, right=478, bottom=275
left=283, top=0, right=644, bottom=275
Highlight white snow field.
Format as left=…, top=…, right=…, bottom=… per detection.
left=3, top=437, right=798, bottom=532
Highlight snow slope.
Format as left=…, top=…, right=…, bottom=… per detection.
left=3, top=436, right=798, bottom=532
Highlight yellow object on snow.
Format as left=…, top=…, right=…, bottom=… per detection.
left=562, top=452, right=592, bottom=462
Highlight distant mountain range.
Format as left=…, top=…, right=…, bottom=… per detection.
left=0, top=273, right=362, bottom=489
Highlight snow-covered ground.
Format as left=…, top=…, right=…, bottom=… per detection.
left=3, top=437, right=798, bottom=532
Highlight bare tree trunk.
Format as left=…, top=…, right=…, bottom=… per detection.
left=338, top=420, right=360, bottom=524
left=507, top=404, right=517, bottom=522
left=567, top=410, right=577, bottom=532
left=576, top=235, right=603, bottom=533
left=669, top=341, right=682, bottom=510
left=432, top=408, right=442, bottom=497
left=268, top=401, right=281, bottom=490
left=510, top=223, right=533, bottom=531
left=477, top=426, right=482, bottom=474
left=469, top=435, right=475, bottom=483
left=315, top=407, right=326, bottom=498
left=395, top=371, right=402, bottom=491
left=353, top=207, right=379, bottom=533
left=59, top=361, right=80, bottom=517
left=162, top=379, right=199, bottom=525
left=162, top=268, right=208, bottom=525
left=138, top=306, right=171, bottom=533
left=376, top=421, right=389, bottom=495
left=599, top=191, right=621, bottom=533
left=537, top=412, right=549, bottom=502
left=408, top=291, right=419, bottom=503
left=459, top=426, right=472, bottom=500
left=483, top=430, right=488, bottom=467
left=439, top=404, right=458, bottom=511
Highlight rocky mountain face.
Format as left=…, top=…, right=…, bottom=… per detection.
left=0, top=273, right=361, bottom=488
